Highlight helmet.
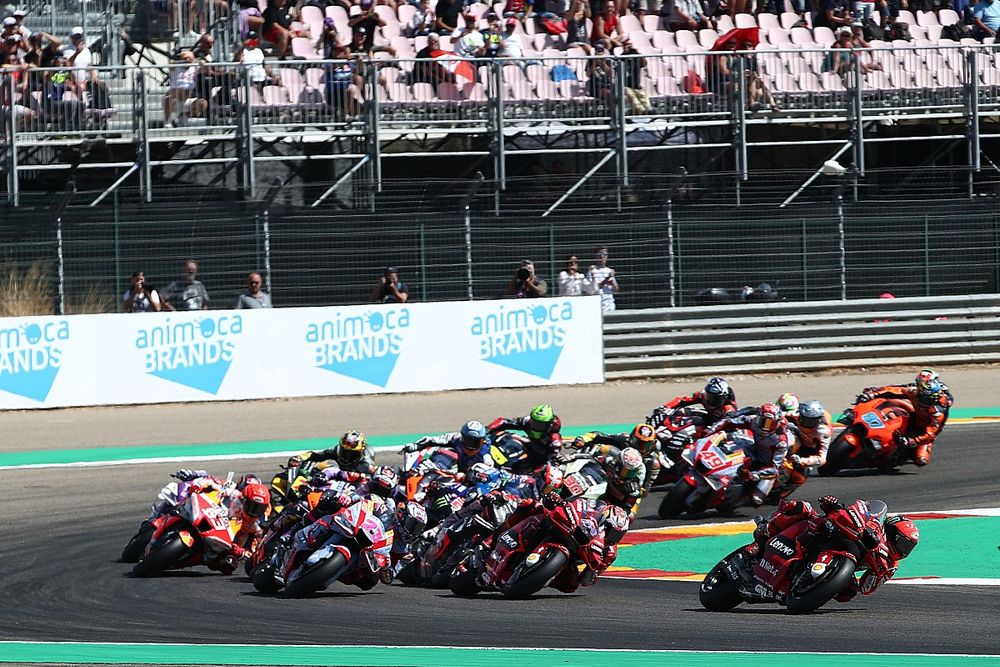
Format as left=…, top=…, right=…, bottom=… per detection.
left=756, top=403, right=782, bottom=435
left=240, top=483, right=271, bottom=520
left=236, top=473, right=263, bottom=490
left=914, top=368, right=943, bottom=407
left=369, top=466, right=398, bottom=498
left=628, top=423, right=657, bottom=455
left=776, top=393, right=800, bottom=417
left=337, top=431, right=367, bottom=465
left=617, top=447, right=644, bottom=480
left=460, top=420, right=488, bottom=454
left=526, top=404, right=556, bottom=440
left=884, top=515, right=919, bottom=559
left=537, top=464, right=564, bottom=496
left=600, top=504, right=630, bottom=545
left=798, top=400, right=825, bottom=428
left=286, top=454, right=303, bottom=469
left=703, top=377, right=730, bottom=408
left=395, top=501, right=428, bottom=543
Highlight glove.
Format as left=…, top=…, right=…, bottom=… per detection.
left=778, top=499, right=808, bottom=516
left=553, top=452, right=575, bottom=465
left=541, top=492, right=564, bottom=511
left=749, top=471, right=761, bottom=482
left=401, top=443, right=419, bottom=454
left=230, top=543, right=246, bottom=559
left=647, top=407, right=670, bottom=426
left=819, top=495, right=845, bottom=513
left=895, top=433, right=916, bottom=448
left=790, top=454, right=802, bottom=466
left=856, top=392, right=874, bottom=403
left=481, top=490, right=504, bottom=506
left=173, top=469, right=207, bottom=482
left=571, top=436, right=588, bottom=450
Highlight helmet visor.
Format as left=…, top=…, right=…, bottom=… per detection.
left=527, top=417, right=552, bottom=435
left=462, top=435, right=485, bottom=453
left=245, top=499, right=267, bottom=519
left=758, top=415, right=779, bottom=434
left=339, top=447, right=362, bottom=464
left=799, top=414, right=821, bottom=429
left=892, top=531, right=917, bottom=558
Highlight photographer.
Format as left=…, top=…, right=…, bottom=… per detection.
left=371, top=267, right=410, bottom=304
left=507, top=259, right=546, bottom=298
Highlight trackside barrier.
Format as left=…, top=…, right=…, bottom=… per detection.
left=0, top=296, right=603, bottom=409
left=603, top=294, right=1000, bottom=379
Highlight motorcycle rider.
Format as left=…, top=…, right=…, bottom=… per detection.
left=751, top=495, right=919, bottom=601
left=650, top=377, right=739, bottom=451
left=548, top=501, right=630, bottom=593
left=856, top=369, right=953, bottom=466
left=572, top=423, right=662, bottom=499
left=401, top=420, right=498, bottom=475
left=705, top=403, right=793, bottom=507
left=782, top=399, right=833, bottom=497
left=488, top=404, right=563, bottom=471
left=564, top=439, right=647, bottom=517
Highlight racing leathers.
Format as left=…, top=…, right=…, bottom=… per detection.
left=488, top=415, right=563, bottom=472
left=706, top=415, right=793, bottom=506
left=856, top=382, right=953, bottom=465
left=181, top=473, right=262, bottom=573
left=650, top=388, right=739, bottom=451
left=752, top=497, right=901, bottom=601
left=574, top=431, right=662, bottom=499
left=568, top=434, right=649, bottom=517
left=783, top=409, right=833, bottom=495
left=403, top=433, right=497, bottom=476
left=300, top=446, right=377, bottom=476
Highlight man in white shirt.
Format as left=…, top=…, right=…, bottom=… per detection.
left=453, top=13, right=485, bottom=57
left=67, top=26, right=92, bottom=86
left=587, top=245, right=619, bottom=312
left=499, top=18, right=523, bottom=58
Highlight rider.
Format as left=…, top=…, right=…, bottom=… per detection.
left=705, top=402, right=794, bottom=507
left=572, top=423, right=662, bottom=499
left=856, top=368, right=953, bottom=466
left=488, top=404, right=563, bottom=471
left=296, top=431, right=378, bottom=477
left=565, top=437, right=646, bottom=517
left=783, top=399, right=833, bottom=497
left=752, top=495, right=919, bottom=601
left=650, top=377, right=739, bottom=451
left=401, top=420, right=497, bottom=475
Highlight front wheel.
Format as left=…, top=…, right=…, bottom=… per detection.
left=252, top=562, right=282, bottom=594
left=785, top=555, right=856, bottom=614
left=283, top=551, right=348, bottom=597
left=658, top=481, right=694, bottom=519
left=120, top=522, right=155, bottom=563
left=699, top=548, right=748, bottom=611
left=131, top=534, right=190, bottom=577
left=449, top=561, right=482, bottom=598
left=501, top=549, right=569, bottom=600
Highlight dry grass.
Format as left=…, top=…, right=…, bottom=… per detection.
left=0, top=262, right=115, bottom=316
left=65, top=285, right=116, bottom=315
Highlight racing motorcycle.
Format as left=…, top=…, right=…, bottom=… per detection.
left=253, top=498, right=392, bottom=596
left=559, top=456, right=609, bottom=501
left=132, top=481, right=242, bottom=577
left=449, top=497, right=608, bottom=599
left=819, top=396, right=914, bottom=476
left=269, top=460, right=321, bottom=514
left=699, top=499, right=888, bottom=614
left=646, top=405, right=709, bottom=485
left=658, top=431, right=748, bottom=519
left=121, top=477, right=191, bottom=563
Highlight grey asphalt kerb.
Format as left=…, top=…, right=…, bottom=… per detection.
left=0, top=366, right=994, bottom=454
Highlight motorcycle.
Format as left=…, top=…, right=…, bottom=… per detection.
left=449, top=497, right=608, bottom=599
left=121, top=478, right=191, bottom=563
left=253, top=498, right=392, bottom=597
left=657, top=431, right=749, bottom=519
left=559, top=456, right=608, bottom=501
left=699, top=500, right=888, bottom=614
left=269, top=461, right=320, bottom=514
left=132, top=481, right=242, bottom=577
left=646, top=405, right=709, bottom=485
left=819, top=397, right=915, bottom=476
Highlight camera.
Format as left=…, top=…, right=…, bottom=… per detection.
left=516, top=267, right=531, bottom=280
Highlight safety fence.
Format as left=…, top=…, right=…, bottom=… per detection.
left=602, top=293, right=1000, bottom=379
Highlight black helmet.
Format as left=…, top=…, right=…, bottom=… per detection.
left=703, top=377, right=729, bottom=408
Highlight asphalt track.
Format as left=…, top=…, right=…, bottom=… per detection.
left=2, top=422, right=999, bottom=655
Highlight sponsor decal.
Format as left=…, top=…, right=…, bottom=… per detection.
left=307, top=309, right=409, bottom=388
left=136, top=315, right=242, bottom=394
left=768, top=536, right=796, bottom=557
left=0, top=320, right=69, bottom=401
left=471, top=301, right=573, bottom=379
left=758, top=559, right=780, bottom=576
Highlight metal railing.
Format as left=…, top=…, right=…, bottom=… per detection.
left=603, top=294, right=1000, bottom=378
left=4, top=44, right=1000, bottom=202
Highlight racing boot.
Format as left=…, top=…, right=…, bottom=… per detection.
left=914, top=442, right=932, bottom=467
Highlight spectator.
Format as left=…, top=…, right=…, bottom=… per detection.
left=591, top=0, right=622, bottom=47
left=43, top=53, right=84, bottom=128
left=0, top=51, right=35, bottom=128
left=499, top=18, right=525, bottom=57
left=484, top=15, right=504, bottom=57
left=26, top=31, right=62, bottom=68
left=413, top=32, right=453, bottom=88
left=435, top=0, right=463, bottom=33
left=814, top=0, right=852, bottom=29
left=235, top=0, right=265, bottom=40
left=504, top=0, right=532, bottom=19
left=621, top=37, right=651, bottom=114
left=123, top=271, right=162, bottom=313
left=507, top=259, right=546, bottom=298
left=970, top=0, right=1000, bottom=39
left=705, top=37, right=734, bottom=96
left=669, top=0, right=712, bottom=30
left=323, top=28, right=362, bottom=116
left=67, top=27, right=111, bottom=110
left=236, top=32, right=279, bottom=93
left=741, top=38, right=779, bottom=112
left=371, top=267, right=410, bottom=303
left=348, top=26, right=396, bottom=57
left=587, top=40, right=615, bottom=105
left=588, top=246, right=618, bottom=312
left=161, top=259, right=211, bottom=311
left=558, top=256, right=595, bottom=296
left=163, top=50, right=207, bottom=127
left=12, top=9, right=31, bottom=40
left=191, top=33, right=231, bottom=118
left=349, top=0, right=385, bottom=50
left=453, top=13, right=486, bottom=57
left=235, top=272, right=273, bottom=308
left=410, top=0, right=436, bottom=36
left=565, top=0, right=592, bottom=53
left=262, top=0, right=294, bottom=59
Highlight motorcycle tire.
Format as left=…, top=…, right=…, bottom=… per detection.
left=818, top=436, right=852, bottom=477
left=120, top=521, right=155, bottom=563
left=699, top=549, right=746, bottom=611
left=785, top=555, right=855, bottom=614
left=395, top=561, right=421, bottom=587
left=430, top=549, right=465, bottom=589
left=131, top=534, right=189, bottom=577
left=252, top=562, right=282, bottom=594
left=282, top=551, right=348, bottom=597
left=658, top=481, right=694, bottom=519
left=449, top=563, right=481, bottom=598
left=501, top=550, right=568, bottom=600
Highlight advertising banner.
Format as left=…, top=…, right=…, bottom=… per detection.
left=0, top=297, right=604, bottom=409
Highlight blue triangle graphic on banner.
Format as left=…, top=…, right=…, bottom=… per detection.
left=150, top=359, right=231, bottom=395
left=484, top=346, right=563, bottom=380
left=318, top=352, right=400, bottom=388
left=0, top=365, right=60, bottom=402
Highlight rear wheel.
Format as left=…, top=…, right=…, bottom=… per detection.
left=785, top=556, right=856, bottom=614
left=131, top=534, right=190, bottom=577
left=658, top=481, right=694, bottom=519
left=818, top=435, right=852, bottom=477
left=283, top=551, right=348, bottom=597
left=501, top=549, right=569, bottom=600
left=699, top=550, right=746, bottom=612
left=120, top=522, right=155, bottom=563
left=449, top=559, right=482, bottom=598
left=252, top=562, right=282, bottom=594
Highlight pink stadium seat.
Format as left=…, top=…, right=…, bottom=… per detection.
left=765, top=28, right=791, bottom=45
left=508, top=80, right=537, bottom=100
left=770, top=72, right=798, bottom=91
left=925, top=25, right=943, bottom=40
left=757, top=12, right=781, bottom=30
left=291, top=37, right=319, bottom=59
left=385, top=82, right=413, bottom=101
left=715, top=14, right=735, bottom=32
left=535, top=79, right=561, bottom=100
left=411, top=82, right=436, bottom=101
left=465, top=82, right=487, bottom=101
left=779, top=11, right=802, bottom=28
left=652, top=30, right=676, bottom=50
left=797, top=72, right=822, bottom=91
left=789, top=26, right=814, bottom=45
left=397, top=4, right=416, bottom=26
left=896, top=10, right=916, bottom=25
left=304, top=67, right=324, bottom=88
left=813, top=26, right=835, bottom=46
left=642, top=14, right=662, bottom=32
left=734, top=13, right=757, bottom=28
left=820, top=72, right=846, bottom=91
left=656, top=76, right=683, bottom=95
left=674, top=30, right=699, bottom=47
left=279, top=69, right=305, bottom=98
left=437, top=82, right=464, bottom=100
left=937, top=69, right=961, bottom=86
left=325, top=6, right=348, bottom=22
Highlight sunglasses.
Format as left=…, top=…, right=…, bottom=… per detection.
left=248, top=280, right=261, bottom=285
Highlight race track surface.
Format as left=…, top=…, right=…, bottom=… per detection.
left=2, top=423, right=999, bottom=654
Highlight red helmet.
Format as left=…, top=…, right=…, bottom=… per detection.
left=240, top=483, right=271, bottom=520
left=757, top=403, right=783, bottom=435
left=884, top=515, right=919, bottom=559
